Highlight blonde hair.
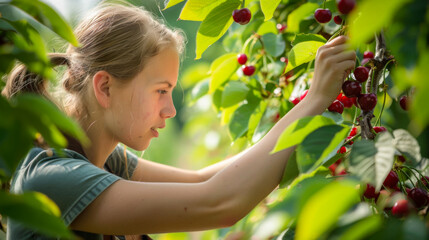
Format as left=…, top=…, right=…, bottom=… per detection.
left=3, top=2, right=185, bottom=119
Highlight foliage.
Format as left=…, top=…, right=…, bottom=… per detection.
left=167, top=0, right=429, bottom=239
left=0, top=0, right=85, bottom=238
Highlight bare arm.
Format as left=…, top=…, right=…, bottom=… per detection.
left=70, top=36, right=356, bottom=234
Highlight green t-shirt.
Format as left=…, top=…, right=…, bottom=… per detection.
left=7, top=145, right=138, bottom=239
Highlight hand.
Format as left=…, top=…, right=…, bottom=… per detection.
left=307, top=36, right=356, bottom=108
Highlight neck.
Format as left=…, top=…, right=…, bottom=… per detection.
left=80, top=117, right=118, bottom=169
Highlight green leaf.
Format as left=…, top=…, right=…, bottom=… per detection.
left=286, top=3, right=319, bottom=33
left=209, top=53, right=239, bottom=93
left=279, top=151, right=299, bottom=188
left=339, top=215, right=383, bottom=240
left=348, top=132, right=396, bottom=191
left=163, top=0, right=185, bottom=10
left=262, top=33, right=286, bottom=57
left=271, top=115, right=336, bottom=153
left=393, top=129, right=421, bottom=165
left=15, top=94, right=89, bottom=147
left=221, top=81, right=249, bottom=108
left=260, top=0, right=281, bottom=21
left=189, top=78, right=209, bottom=104
left=284, top=40, right=325, bottom=73
left=0, top=191, right=73, bottom=238
left=196, top=0, right=241, bottom=59
left=11, top=0, right=78, bottom=46
left=228, top=97, right=261, bottom=140
left=292, top=33, right=326, bottom=46
left=296, top=124, right=350, bottom=173
left=270, top=175, right=332, bottom=219
left=179, top=0, right=226, bottom=21
left=348, top=0, right=411, bottom=48
left=322, top=111, right=344, bottom=124
left=295, top=179, right=360, bottom=240
left=247, top=100, right=268, bottom=140
left=256, top=20, right=277, bottom=36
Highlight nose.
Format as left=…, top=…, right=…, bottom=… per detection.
left=161, top=97, right=176, bottom=119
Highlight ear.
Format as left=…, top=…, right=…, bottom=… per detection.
left=92, top=71, right=112, bottom=109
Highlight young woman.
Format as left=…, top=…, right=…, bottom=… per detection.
left=3, top=2, right=356, bottom=240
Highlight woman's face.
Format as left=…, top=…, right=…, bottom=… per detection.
left=106, top=48, right=179, bottom=151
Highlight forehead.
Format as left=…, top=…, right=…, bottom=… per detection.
left=138, top=48, right=180, bottom=86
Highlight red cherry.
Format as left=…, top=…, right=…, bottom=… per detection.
left=358, top=93, right=377, bottom=111
left=336, top=0, right=356, bottom=15
left=409, top=188, right=428, bottom=208
left=290, top=97, right=300, bottom=105
left=399, top=95, right=408, bottom=111
left=242, top=65, right=255, bottom=76
left=276, top=23, right=287, bottom=33
left=364, top=184, right=378, bottom=199
left=342, top=80, right=362, bottom=98
left=333, top=15, right=343, bottom=25
left=398, top=155, right=406, bottom=163
left=338, top=146, right=347, bottom=154
left=363, top=51, right=375, bottom=59
left=340, top=95, right=354, bottom=108
left=314, top=8, right=332, bottom=23
left=328, top=100, right=344, bottom=114
left=383, top=171, right=399, bottom=189
left=349, top=127, right=357, bottom=137
left=338, top=170, right=347, bottom=175
left=392, top=199, right=410, bottom=217
left=354, top=66, right=370, bottom=83
left=329, top=163, right=338, bottom=175
left=237, top=54, right=248, bottom=65
left=373, top=126, right=387, bottom=133
left=300, top=90, right=309, bottom=100
left=232, top=8, right=252, bottom=25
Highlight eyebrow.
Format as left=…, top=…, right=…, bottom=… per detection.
left=156, top=80, right=175, bottom=88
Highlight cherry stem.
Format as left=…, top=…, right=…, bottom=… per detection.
left=241, top=0, right=245, bottom=8
left=323, top=0, right=326, bottom=9
left=359, top=31, right=392, bottom=140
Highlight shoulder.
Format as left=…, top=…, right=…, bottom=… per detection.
left=11, top=147, right=120, bottom=225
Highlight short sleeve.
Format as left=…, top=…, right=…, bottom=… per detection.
left=10, top=148, right=121, bottom=226
left=104, top=145, right=138, bottom=180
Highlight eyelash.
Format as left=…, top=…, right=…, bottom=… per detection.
left=158, top=90, right=168, bottom=95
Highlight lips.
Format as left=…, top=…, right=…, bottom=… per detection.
left=151, top=128, right=159, bottom=137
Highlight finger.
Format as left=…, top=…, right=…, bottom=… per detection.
left=336, top=59, right=357, bottom=77
left=333, top=51, right=357, bottom=63
left=326, top=35, right=349, bottom=46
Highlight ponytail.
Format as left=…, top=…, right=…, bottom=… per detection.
left=2, top=53, right=70, bottom=99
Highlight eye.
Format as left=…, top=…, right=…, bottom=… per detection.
left=158, top=90, right=168, bottom=94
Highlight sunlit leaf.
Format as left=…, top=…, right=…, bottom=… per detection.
left=260, top=0, right=281, bottom=21
left=179, top=0, right=226, bottom=21
left=295, top=179, right=360, bottom=240
left=284, top=40, right=325, bottom=74
left=209, top=54, right=239, bottom=93
left=339, top=214, right=383, bottom=240
left=348, top=0, right=411, bottom=48
left=163, top=0, right=185, bottom=10
left=0, top=191, right=73, bottom=238
left=348, top=132, right=396, bottom=191
left=286, top=3, right=318, bottom=33
left=271, top=115, right=336, bottom=153
left=292, top=33, right=326, bottom=46
left=257, top=20, right=277, bottom=35
left=247, top=99, right=267, bottom=139
left=279, top=151, right=299, bottom=188
left=196, top=0, right=241, bottom=59
left=11, top=0, right=78, bottom=46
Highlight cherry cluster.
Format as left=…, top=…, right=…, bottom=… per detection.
left=363, top=167, right=429, bottom=218
left=314, top=0, right=355, bottom=25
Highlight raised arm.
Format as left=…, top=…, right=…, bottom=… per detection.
left=70, top=36, right=356, bottom=235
